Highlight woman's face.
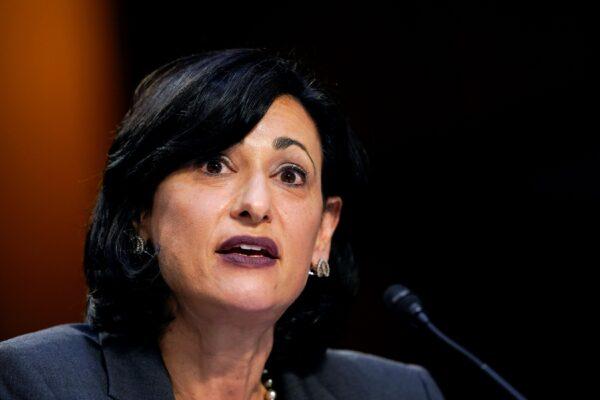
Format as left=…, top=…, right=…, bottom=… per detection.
left=138, top=95, right=342, bottom=323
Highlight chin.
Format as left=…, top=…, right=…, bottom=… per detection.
left=218, top=281, right=294, bottom=316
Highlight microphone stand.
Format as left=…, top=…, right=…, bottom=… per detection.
left=423, top=318, right=527, bottom=400
left=384, top=284, right=528, bottom=400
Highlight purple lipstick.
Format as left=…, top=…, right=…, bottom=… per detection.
left=216, top=235, right=279, bottom=268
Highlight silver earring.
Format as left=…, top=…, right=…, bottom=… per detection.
left=133, top=234, right=146, bottom=255
left=309, top=258, right=330, bottom=278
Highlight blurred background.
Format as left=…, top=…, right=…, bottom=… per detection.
left=0, top=1, right=594, bottom=398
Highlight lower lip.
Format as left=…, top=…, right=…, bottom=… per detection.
left=217, top=253, right=277, bottom=267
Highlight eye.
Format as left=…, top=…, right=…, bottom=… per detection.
left=197, top=157, right=306, bottom=186
left=278, top=165, right=307, bottom=187
left=199, top=156, right=231, bottom=176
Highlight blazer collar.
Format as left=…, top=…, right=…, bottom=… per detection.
left=99, top=331, right=175, bottom=400
left=279, top=369, right=340, bottom=400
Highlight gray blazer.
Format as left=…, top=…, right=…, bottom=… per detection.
left=0, top=324, right=444, bottom=399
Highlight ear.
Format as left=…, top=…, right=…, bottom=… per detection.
left=132, top=210, right=151, bottom=241
left=312, top=196, right=343, bottom=264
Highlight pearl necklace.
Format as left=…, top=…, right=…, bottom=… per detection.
left=261, top=368, right=277, bottom=400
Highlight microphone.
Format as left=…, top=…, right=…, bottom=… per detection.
left=383, top=284, right=528, bottom=400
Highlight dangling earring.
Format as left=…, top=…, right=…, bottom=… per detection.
left=133, top=234, right=145, bottom=255
left=309, top=258, right=330, bottom=278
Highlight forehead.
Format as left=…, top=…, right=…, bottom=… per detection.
left=238, top=95, right=322, bottom=163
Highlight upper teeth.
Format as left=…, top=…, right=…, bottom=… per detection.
left=239, top=244, right=264, bottom=251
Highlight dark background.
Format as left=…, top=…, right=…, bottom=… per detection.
left=1, top=0, right=594, bottom=398
left=114, top=1, right=593, bottom=399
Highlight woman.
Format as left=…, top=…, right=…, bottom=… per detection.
left=0, top=48, right=444, bottom=400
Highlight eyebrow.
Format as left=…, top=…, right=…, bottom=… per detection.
left=272, top=136, right=316, bottom=172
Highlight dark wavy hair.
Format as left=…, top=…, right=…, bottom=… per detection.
left=83, top=48, right=369, bottom=371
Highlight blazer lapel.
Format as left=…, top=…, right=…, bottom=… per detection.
left=99, top=332, right=175, bottom=400
left=280, top=370, right=340, bottom=400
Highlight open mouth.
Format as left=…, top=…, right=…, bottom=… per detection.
left=216, top=246, right=278, bottom=267
left=216, top=245, right=275, bottom=258
left=216, top=236, right=280, bottom=267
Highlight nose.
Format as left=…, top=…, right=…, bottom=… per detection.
left=230, top=171, right=272, bottom=224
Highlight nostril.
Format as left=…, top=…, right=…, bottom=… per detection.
left=237, top=209, right=270, bottom=222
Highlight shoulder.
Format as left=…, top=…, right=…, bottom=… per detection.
left=314, top=348, right=444, bottom=400
left=323, top=348, right=427, bottom=375
left=0, top=323, right=106, bottom=399
left=1, top=322, right=100, bottom=349
left=0, top=323, right=102, bottom=367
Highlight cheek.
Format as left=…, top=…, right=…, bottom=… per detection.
left=151, top=189, right=224, bottom=285
left=276, top=201, right=321, bottom=306
left=154, top=195, right=214, bottom=247
left=280, top=200, right=322, bottom=271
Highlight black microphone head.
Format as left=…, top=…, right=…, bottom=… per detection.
left=383, top=284, right=429, bottom=325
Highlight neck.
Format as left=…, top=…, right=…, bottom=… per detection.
left=159, top=303, right=275, bottom=400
